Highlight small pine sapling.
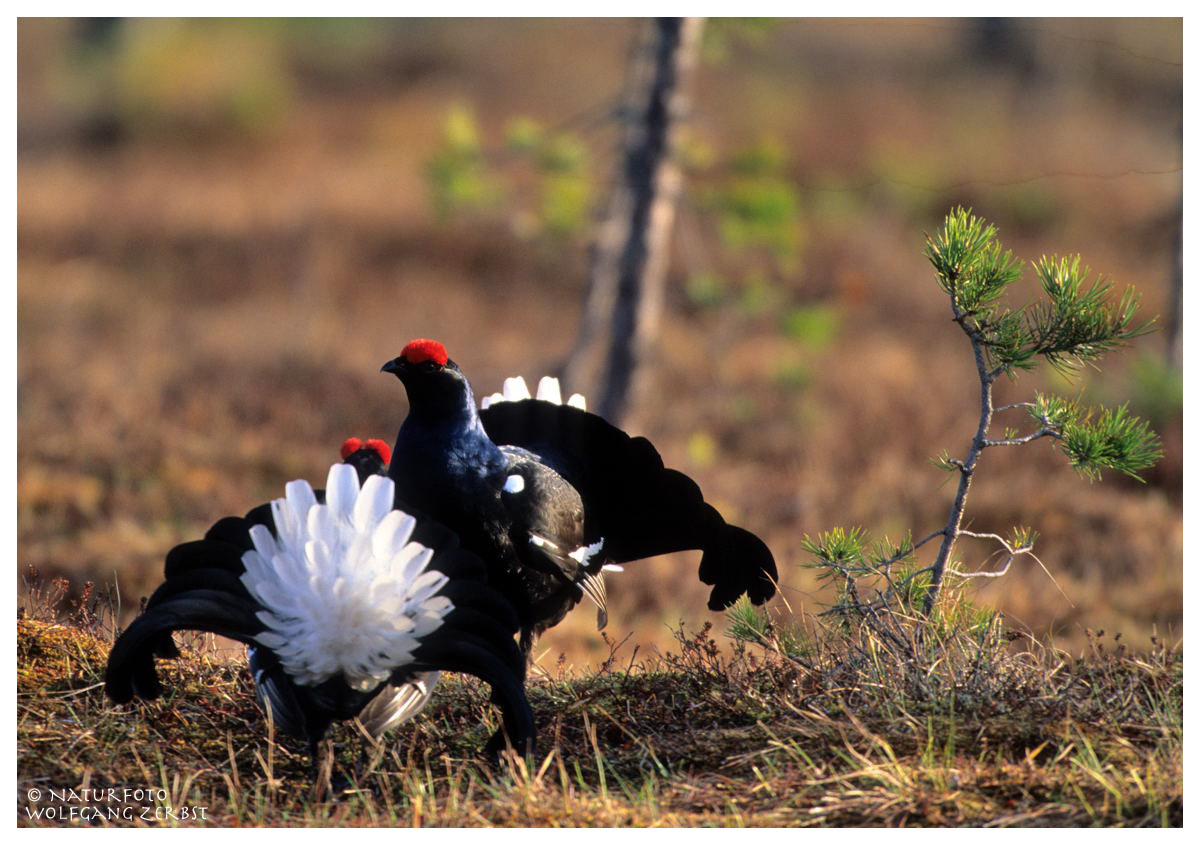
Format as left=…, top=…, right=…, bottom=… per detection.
left=732, top=207, right=1161, bottom=651
left=916, top=207, right=1160, bottom=614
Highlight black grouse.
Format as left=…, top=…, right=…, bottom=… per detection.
left=106, top=461, right=536, bottom=758
left=381, top=338, right=778, bottom=655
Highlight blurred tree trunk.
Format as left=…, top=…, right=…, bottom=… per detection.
left=1165, top=196, right=1181, bottom=367
left=562, top=17, right=704, bottom=425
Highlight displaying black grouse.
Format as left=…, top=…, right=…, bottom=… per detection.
left=381, top=338, right=778, bottom=655
left=106, top=462, right=535, bottom=758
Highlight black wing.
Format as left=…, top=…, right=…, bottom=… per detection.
left=480, top=400, right=778, bottom=610
left=498, top=446, right=589, bottom=581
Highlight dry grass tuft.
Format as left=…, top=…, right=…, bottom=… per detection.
left=17, top=605, right=1181, bottom=827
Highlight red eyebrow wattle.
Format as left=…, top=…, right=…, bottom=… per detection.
left=401, top=339, right=448, bottom=366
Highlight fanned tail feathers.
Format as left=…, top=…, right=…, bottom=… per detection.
left=479, top=399, right=778, bottom=610
left=106, top=463, right=534, bottom=752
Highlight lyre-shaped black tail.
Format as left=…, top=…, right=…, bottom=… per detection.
left=480, top=400, right=778, bottom=610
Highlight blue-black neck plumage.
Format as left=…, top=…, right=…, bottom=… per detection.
left=387, top=360, right=507, bottom=499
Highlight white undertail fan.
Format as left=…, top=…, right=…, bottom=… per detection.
left=325, top=436, right=442, bottom=735
left=105, top=464, right=535, bottom=758
left=480, top=375, right=587, bottom=411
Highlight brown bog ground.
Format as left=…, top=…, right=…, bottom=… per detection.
left=16, top=21, right=1182, bottom=826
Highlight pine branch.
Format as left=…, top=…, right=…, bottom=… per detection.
left=1021, top=256, right=1156, bottom=375
left=923, top=207, right=1023, bottom=320
left=1061, top=403, right=1161, bottom=482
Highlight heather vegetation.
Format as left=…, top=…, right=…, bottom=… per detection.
left=18, top=19, right=1181, bottom=827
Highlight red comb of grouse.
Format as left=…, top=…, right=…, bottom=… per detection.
left=364, top=439, right=391, bottom=465
left=401, top=338, right=449, bottom=366
left=340, top=438, right=364, bottom=461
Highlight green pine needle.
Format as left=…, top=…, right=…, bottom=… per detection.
left=981, top=309, right=1037, bottom=373
left=801, top=526, right=868, bottom=570
left=1008, top=526, right=1039, bottom=551
left=1023, top=255, right=1156, bottom=375
left=1060, top=402, right=1163, bottom=482
left=724, top=598, right=809, bottom=658
left=924, top=206, right=1023, bottom=318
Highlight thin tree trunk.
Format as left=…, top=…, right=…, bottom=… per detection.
left=562, top=17, right=704, bottom=426
left=1164, top=196, right=1182, bottom=367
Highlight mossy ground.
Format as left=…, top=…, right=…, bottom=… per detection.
left=17, top=610, right=1182, bottom=827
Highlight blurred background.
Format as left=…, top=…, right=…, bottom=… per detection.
left=17, top=18, right=1182, bottom=668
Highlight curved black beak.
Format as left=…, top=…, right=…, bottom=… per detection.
left=381, top=358, right=403, bottom=375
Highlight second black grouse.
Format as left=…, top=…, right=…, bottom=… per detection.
left=381, top=338, right=778, bottom=655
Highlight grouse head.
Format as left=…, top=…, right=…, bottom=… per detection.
left=340, top=437, right=392, bottom=482
left=381, top=339, right=474, bottom=420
